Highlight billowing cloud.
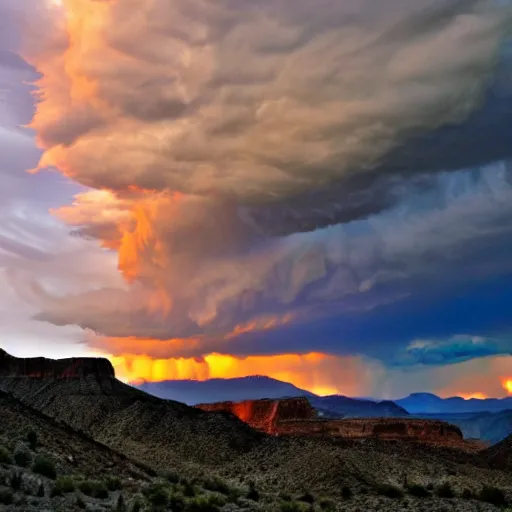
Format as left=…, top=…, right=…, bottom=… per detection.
left=3, top=0, right=512, bottom=389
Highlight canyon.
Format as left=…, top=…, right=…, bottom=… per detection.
left=197, top=397, right=474, bottom=449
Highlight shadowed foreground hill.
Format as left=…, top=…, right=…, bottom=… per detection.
left=2, top=350, right=512, bottom=511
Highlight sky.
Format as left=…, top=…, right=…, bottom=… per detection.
left=1, top=0, right=512, bottom=399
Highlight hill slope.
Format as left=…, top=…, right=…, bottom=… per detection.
left=397, top=393, right=512, bottom=414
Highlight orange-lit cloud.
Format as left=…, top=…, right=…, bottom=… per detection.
left=100, top=351, right=379, bottom=398
left=502, top=378, right=512, bottom=395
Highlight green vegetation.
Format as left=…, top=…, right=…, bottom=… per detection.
left=0, top=489, right=14, bottom=505
left=164, top=470, right=180, bottom=484
left=52, top=476, right=76, bottom=495
left=0, top=446, right=11, bottom=464
left=462, top=488, right=474, bottom=499
left=106, top=475, right=122, bottom=491
left=33, top=454, right=57, bottom=479
left=477, top=486, right=508, bottom=507
left=10, top=471, right=23, bottom=490
left=319, top=498, right=336, bottom=510
left=144, top=481, right=170, bottom=508
left=202, top=476, right=231, bottom=495
left=246, top=481, right=260, bottom=501
left=377, top=483, right=404, bottom=499
left=280, top=501, right=307, bottom=512
left=436, top=482, right=455, bottom=499
left=298, top=491, right=315, bottom=504
left=78, top=479, right=109, bottom=499
left=14, top=446, right=32, bottom=467
left=407, top=484, right=430, bottom=497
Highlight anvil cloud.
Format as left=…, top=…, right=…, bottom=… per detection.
left=1, top=0, right=512, bottom=397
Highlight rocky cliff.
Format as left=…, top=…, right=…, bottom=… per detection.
left=0, top=348, right=115, bottom=379
left=197, top=397, right=468, bottom=449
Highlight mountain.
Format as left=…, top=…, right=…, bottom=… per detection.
left=135, top=375, right=315, bottom=404
left=311, top=395, right=410, bottom=418
left=397, top=392, right=512, bottom=414
left=415, top=410, right=512, bottom=445
left=136, top=376, right=409, bottom=418
left=2, top=349, right=512, bottom=511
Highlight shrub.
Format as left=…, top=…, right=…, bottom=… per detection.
left=130, top=499, right=142, bottom=512
left=106, top=475, right=122, bottom=491
left=0, top=489, right=13, bottom=505
left=0, top=446, right=11, bottom=464
left=37, top=483, right=45, bottom=497
left=436, top=482, right=455, bottom=499
left=169, top=493, right=186, bottom=512
left=319, top=498, right=336, bottom=510
left=27, top=430, right=38, bottom=451
left=144, top=482, right=170, bottom=507
left=298, top=492, right=315, bottom=504
left=164, top=471, right=180, bottom=484
left=202, top=477, right=230, bottom=495
left=78, top=480, right=109, bottom=499
left=280, top=492, right=292, bottom=501
left=183, top=480, right=196, bottom=497
left=280, top=502, right=306, bottom=512
left=76, top=495, right=86, bottom=509
left=52, top=476, right=75, bottom=496
left=407, top=484, right=429, bottom=498
left=10, top=471, right=23, bottom=490
left=33, top=454, right=56, bottom=479
left=14, top=446, right=32, bottom=467
left=116, top=494, right=127, bottom=512
left=377, top=484, right=404, bottom=499
left=478, top=486, right=508, bottom=507
left=185, top=496, right=222, bottom=511
left=462, top=488, right=474, bottom=499
left=341, top=486, right=353, bottom=500
left=246, top=482, right=260, bottom=502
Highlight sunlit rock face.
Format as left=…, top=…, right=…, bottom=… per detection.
left=197, top=397, right=469, bottom=449
left=0, top=348, right=115, bottom=379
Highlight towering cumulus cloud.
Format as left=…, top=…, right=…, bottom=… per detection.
left=14, top=0, right=512, bottom=392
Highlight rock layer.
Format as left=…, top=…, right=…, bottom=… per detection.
left=0, top=348, right=115, bottom=379
left=197, top=397, right=467, bottom=448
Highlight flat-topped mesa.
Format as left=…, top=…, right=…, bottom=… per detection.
left=197, top=397, right=467, bottom=448
left=0, top=349, right=115, bottom=380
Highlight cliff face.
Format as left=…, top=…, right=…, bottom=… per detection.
left=198, top=397, right=315, bottom=433
left=0, top=348, right=115, bottom=379
left=197, top=397, right=467, bottom=448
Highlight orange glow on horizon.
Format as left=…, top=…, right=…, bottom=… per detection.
left=458, top=392, right=488, bottom=400
left=502, top=379, right=512, bottom=395
left=95, top=351, right=350, bottom=397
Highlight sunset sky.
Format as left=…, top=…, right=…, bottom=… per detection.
left=1, top=0, right=512, bottom=399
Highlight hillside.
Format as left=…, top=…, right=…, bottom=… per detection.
left=397, top=393, right=512, bottom=414
left=417, top=410, right=512, bottom=444
left=2, top=350, right=512, bottom=511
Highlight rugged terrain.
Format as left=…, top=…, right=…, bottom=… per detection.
left=2, top=350, right=512, bottom=511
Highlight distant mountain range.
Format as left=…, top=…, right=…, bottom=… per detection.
left=135, top=377, right=512, bottom=442
left=395, top=392, right=512, bottom=414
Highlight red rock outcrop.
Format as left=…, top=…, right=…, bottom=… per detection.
left=197, top=397, right=468, bottom=449
left=0, top=349, right=115, bottom=379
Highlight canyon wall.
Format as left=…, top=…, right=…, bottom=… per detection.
left=197, top=397, right=466, bottom=448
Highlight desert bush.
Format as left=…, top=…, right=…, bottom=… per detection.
left=78, top=479, right=109, bottom=499
left=280, top=492, right=292, bottom=501
left=33, top=454, right=56, bottom=479
left=319, top=498, right=336, bottom=510
left=27, top=430, right=38, bottom=451
left=144, top=481, right=170, bottom=507
left=435, top=482, right=455, bottom=499
left=0, top=489, right=13, bottom=505
left=37, top=483, right=45, bottom=497
left=116, top=494, right=127, bottom=512
left=106, top=475, right=122, bottom=491
left=280, top=501, right=306, bottom=512
left=341, top=486, right=353, bottom=500
left=183, top=480, right=197, bottom=497
left=10, top=471, right=23, bottom=490
left=377, top=484, right=404, bottom=499
left=477, top=486, right=507, bottom=507
left=0, top=446, right=11, bottom=464
left=185, top=495, right=223, bottom=511
left=164, top=471, right=180, bottom=484
left=52, top=476, right=75, bottom=496
left=14, top=446, right=32, bottom=467
left=76, top=495, right=86, bottom=509
left=202, top=476, right=230, bottom=495
left=246, top=481, right=260, bottom=501
left=407, top=484, right=429, bottom=498
left=462, top=488, right=474, bottom=499
left=298, top=491, right=315, bottom=504
left=130, top=498, right=143, bottom=512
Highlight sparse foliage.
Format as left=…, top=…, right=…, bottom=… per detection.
left=478, top=486, right=508, bottom=507
left=436, top=482, right=455, bottom=499
left=33, top=454, right=56, bottom=479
